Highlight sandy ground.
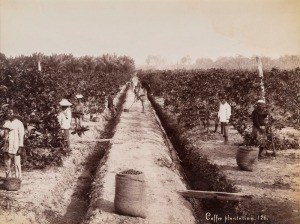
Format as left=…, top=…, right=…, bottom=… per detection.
left=184, top=124, right=300, bottom=223
left=184, top=126, right=300, bottom=201
left=0, top=113, right=106, bottom=224
left=85, top=82, right=197, bottom=224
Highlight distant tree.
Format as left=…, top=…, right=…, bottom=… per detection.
left=195, top=58, right=214, bottom=69
left=180, top=55, right=192, bottom=67
left=192, top=55, right=300, bottom=70
left=145, top=55, right=166, bottom=69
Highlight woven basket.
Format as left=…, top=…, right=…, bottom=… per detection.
left=236, top=146, right=259, bottom=171
left=4, top=165, right=21, bottom=191
left=114, top=170, right=146, bottom=218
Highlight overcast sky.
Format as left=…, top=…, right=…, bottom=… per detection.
left=1, top=0, right=299, bottom=65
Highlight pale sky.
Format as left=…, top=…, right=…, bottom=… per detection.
left=1, top=0, right=299, bottom=65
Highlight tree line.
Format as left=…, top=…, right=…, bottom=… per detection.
left=142, top=55, right=300, bottom=70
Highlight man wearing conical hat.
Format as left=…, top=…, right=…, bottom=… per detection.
left=57, top=99, right=72, bottom=149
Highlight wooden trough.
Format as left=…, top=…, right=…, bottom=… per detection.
left=178, top=190, right=253, bottom=201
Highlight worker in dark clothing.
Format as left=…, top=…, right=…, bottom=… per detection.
left=251, top=99, right=269, bottom=157
left=198, top=101, right=209, bottom=131
left=136, top=81, right=141, bottom=92
left=108, top=93, right=115, bottom=118
left=213, top=93, right=222, bottom=133
left=141, top=81, right=151, bottom=95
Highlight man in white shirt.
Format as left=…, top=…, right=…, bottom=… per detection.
left=2, top=107, right=24, bottom=178
left=218, top=95, right=231, bottom=144
left=57, top=99, right=72, bottom=149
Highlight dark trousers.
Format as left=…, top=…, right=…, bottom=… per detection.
left=200, top=118, right=209, bottom=129
left=251, top=126, right=267, bottom=155
left=213, top=117, right=219, bottom=132
left=63, top=129, right=70, bottom=148
left=109, top=106, right=115, bottom=118
left=221, top=122, right=229, bottom=139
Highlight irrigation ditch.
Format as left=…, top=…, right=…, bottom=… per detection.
left=49, top=85, right=128, bottom=224
left=81, top=85, right=129, bottom=220
left=147, top=94, right=271, bottom=224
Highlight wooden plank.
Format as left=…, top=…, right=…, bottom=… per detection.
left=78, top=139, right=113, bottom=143
left=77, top=138, right=123, bottom=144
left=178, top=190, right=252, bottom=201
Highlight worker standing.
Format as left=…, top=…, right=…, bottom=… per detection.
left=57, top=99, right=72, bottom=150
left=217, top=95, right=231, bottom=144
left=2, top=107, right=25, bottom=178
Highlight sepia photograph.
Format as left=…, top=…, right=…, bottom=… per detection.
left=0, top=0, right=300, bottom=223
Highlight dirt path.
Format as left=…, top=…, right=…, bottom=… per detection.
left=84, top=84, right=197, bottom=224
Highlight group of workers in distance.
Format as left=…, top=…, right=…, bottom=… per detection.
left=58, top=79, right=150, bottom=149
left=130, top=80, right=148, bottom=113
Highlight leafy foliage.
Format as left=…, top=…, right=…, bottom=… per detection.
left=138, top=68, right=300, bottom=150
left=0, top=53, right=134, bottom=168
